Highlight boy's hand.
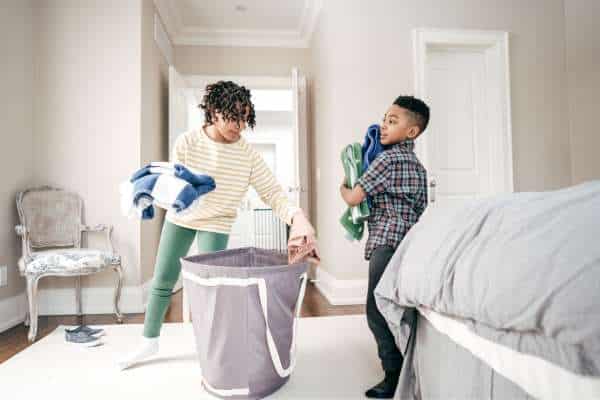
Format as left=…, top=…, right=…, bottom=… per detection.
left=340, top=180, right=367, bottom=207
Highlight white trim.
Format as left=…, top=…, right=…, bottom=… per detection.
left=175, top=28, right=308, bottom=48
left=0, top=292, right=27, bottom=333
left=152, top=0, right=182, bottom=43
left=420, top=308, right=600, bottom=400
left=184, top=75, right=291, bottom=90
left=313, top=267, right=366, bottom=306
left=36, top=285, right=145, bottom=315
left=154, top=0, right=322, bottom=48
left=154, top=12, right=174, bottom=65
left=298, top=0, right=323, bottom=47
left=412, top=28, right=514, bottom=194
left=202, top=377, right=250, bottom=397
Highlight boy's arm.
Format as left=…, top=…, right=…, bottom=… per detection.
left=340, top=182, right=367, bottom=207
left=354, top=154, right=391, bottom=202
left=339, top=153, right=391, bottom=207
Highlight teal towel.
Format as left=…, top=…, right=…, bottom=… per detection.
left=340, top=143, right=369, bottom=241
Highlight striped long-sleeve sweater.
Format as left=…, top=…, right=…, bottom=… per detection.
left=165, top=128, right=299, bottom=234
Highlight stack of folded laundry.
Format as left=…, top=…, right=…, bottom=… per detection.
left=340, top=124, right=384, bottom=241
left=65, top=325, right=105, bottom=347
left=120, top=162, right=215, bottom=219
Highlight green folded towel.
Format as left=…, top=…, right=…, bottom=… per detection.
left=340, top=143, right=370, bottom=241
left=340, top=207, right=365, bottom=241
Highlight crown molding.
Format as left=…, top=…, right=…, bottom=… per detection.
left=154, top=0, right=322, bottom=48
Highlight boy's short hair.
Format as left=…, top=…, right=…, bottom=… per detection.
left=393, top=95, right=430, bottom=134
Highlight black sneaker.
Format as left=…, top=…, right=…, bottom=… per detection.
left=365, top=370, right=400, bottom=399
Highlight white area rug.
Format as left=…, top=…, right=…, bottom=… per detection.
left=0, top=315, right=380, bottom=399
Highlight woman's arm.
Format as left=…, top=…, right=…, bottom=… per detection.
left=249, top=149, right=300, bottom=225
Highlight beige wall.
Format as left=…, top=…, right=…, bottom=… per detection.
left=32, top=0, right=143, bottom=290
left=0, top=0, right=34, bottom=300
left=310, top=0, right=573, bottom=280
left=565, top=0, right=600, bottom=184
left=140, top=0, right=169, bottom=284
left=175, top=45, right=311, bottom=77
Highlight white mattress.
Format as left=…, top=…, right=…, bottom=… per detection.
left=418, top=308, right=600, bottom=400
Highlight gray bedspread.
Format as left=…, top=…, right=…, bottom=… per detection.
left=376, top=181, right=600, bottom=377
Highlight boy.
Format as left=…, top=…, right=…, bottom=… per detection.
left=340, top=95, right=429, bottom=398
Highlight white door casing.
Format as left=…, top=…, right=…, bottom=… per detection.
left=291, top=68, right=311, bottom=216
left=413, top=29, right=513, bottom=206
left=169, top=66, right=190, bottom=153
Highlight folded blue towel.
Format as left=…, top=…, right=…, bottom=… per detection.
left=362, top=124, right=384, bottom=173
left=130, top=162, right=214, bottom=188
left=120, top=162, right=215, bottom=220
left=361, top=124, right=384, bottom=208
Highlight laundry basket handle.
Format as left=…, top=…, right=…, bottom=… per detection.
left=257, top=272, right=308, bottom=378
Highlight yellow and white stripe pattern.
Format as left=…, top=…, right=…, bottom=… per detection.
left=166, top=128, right=299, bottom=234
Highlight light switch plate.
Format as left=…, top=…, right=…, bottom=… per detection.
left=0, top=265, right=7, bottom=287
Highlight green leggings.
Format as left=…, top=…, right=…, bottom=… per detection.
left=143, top=220, right=229, bottom=338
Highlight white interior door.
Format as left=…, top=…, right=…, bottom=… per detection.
left=424, top=48, right=490, bottom=206
left=291, top=68, right=310, bottom=216
left=414, top=29, right=513, bottom=210
left=168, top=66, right=191, bottom=294
left=169, top=66, right=189, bottom=151
left=422, top=47, right=504, bottom=207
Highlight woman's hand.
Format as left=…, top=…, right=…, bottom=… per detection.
left=288, top=210, right=320, bottom=265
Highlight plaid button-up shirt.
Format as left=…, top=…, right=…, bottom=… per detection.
left=356, top=139, right=428, bottom=260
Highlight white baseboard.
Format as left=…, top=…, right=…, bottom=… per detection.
left=313, top=267, right=367, bottom=306
left=36, top=285, right=145, bottom=315
left=0, top=292, right=27, bottom=333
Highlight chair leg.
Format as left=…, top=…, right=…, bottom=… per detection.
left=26, top=275, right=41, bottom=342
left=75, top=276, right=83, bottom=317
left=113, top=264, right=124, bottom=323
left=24, top=310, right=30, bottom=327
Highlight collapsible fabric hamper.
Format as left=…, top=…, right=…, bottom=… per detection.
left=181, top=247, right=309, bottom=399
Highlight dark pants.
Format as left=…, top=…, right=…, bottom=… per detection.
left=367, top=246, right=403, bottom=372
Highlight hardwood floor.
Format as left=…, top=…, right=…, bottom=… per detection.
left=0, top=282, right=364, bottom=364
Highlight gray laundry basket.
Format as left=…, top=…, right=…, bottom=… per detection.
left=181, top=247, right=309, bottom=400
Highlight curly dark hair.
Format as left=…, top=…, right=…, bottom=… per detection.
left=199, top=81, right=256, bottom=129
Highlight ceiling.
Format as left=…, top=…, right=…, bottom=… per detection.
left=153, top=0, right=322, bottom=48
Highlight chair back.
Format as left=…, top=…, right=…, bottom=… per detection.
left=16, top=186, right=82, bottom=250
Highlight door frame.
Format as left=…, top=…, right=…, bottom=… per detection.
left=412, top=28, right=514, bottom=194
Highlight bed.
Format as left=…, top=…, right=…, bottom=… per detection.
left=375, top=181, right=600, bottom=399
left=402, top=309, right=534, bottom=399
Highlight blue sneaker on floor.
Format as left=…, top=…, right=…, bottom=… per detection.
left=65, top=330, right=103, bottom=347
left=65, top=325, right=105, bottom=337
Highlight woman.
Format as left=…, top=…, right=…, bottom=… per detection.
left=119, top=81, right=314, bottom=370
